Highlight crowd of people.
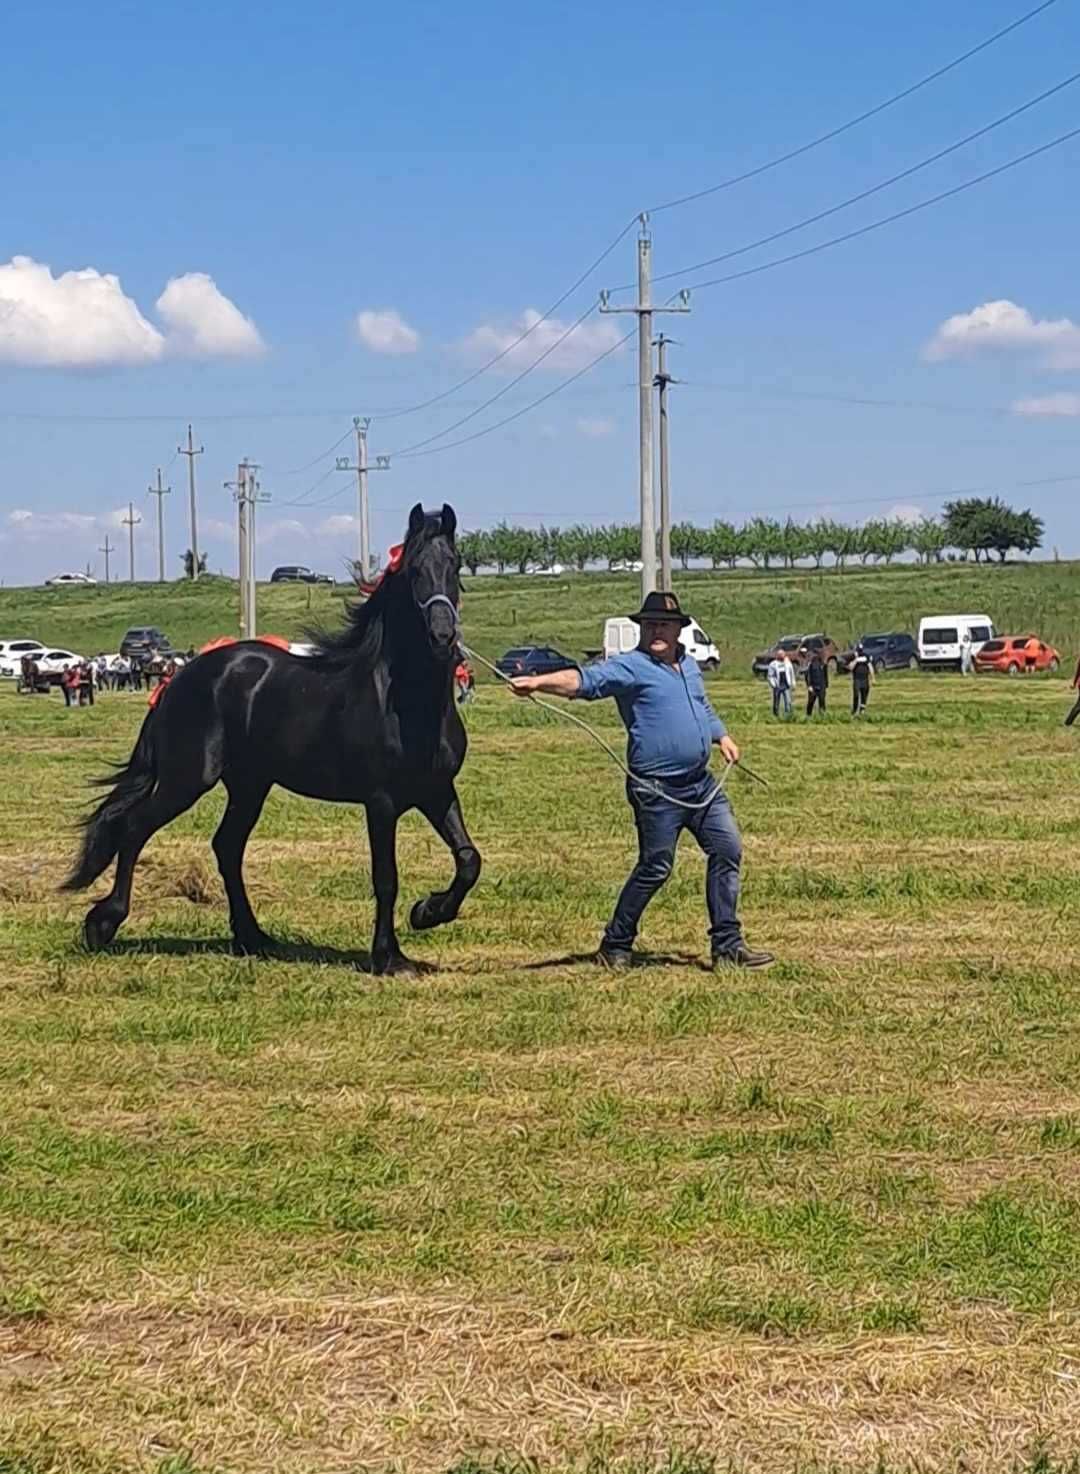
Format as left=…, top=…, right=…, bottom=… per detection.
left=766, top=643, right=875, bottom=720
left=17, top=650, right=187, bottom=706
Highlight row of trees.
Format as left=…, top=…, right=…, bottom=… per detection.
left=456, top=498, right=1044, bottom=575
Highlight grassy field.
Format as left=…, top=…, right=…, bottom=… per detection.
left=3, top=555, right=1080, bottom=673
left=2, top=567, right=1080, bottom=1472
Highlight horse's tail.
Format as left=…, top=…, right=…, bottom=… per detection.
left=61, top=709, right=158, bottom=892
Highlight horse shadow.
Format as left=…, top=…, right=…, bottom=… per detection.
left=106, top=935, right=375, bottom=971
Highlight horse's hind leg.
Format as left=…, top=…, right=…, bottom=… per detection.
left=213, top=778, right=271, bottom=955
left=409, top=783, right=482, bottom=933
left=84, top=779, right=208, bottom=951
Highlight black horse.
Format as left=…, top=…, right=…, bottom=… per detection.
left=63, top=503, right=480, bottom=974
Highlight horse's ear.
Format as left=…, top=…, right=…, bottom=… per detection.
left=407, top=503, right=425, bottom=538
left=441, top=504, right=457, bottom=541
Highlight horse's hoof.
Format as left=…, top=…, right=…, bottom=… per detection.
left=375, top=952, right=429, bottom=978
left=231, top=931, right=275, bottom=959
left=409, top=899, right=435, bottom=931
left=84, top=909, right=118, bottom=952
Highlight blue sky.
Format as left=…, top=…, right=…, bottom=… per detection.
left=2, top=0, right=1078, bottom=583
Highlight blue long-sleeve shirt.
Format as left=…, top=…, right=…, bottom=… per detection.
left=575, top=650, right=726, bottom=781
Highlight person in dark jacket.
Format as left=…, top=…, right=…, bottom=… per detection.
left=850, top=645, right=873, bottom=717
left=804, top=648, right=828, bottom=717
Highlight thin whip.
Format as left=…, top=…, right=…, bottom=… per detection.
left=461, top=643, right=768, bottom=809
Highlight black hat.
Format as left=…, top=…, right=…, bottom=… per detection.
left=629, top=590, right=691, bottom=627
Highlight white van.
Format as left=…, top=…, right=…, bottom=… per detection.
left=602, top=616, right=721, bottom=670
left=917, top=614, right=995, bottom=669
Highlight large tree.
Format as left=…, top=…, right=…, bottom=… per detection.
left=942, top=497, right=1042, bottom=563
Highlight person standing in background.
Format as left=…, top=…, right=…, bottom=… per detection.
left=851, top=645, right=873, bottom=717
left=805, top=648, right=828, bottom=717
left=766, top=650, right=793, bottom=719
left=1065, top=654, right=1080, bottom=727
left=960, top=632, right=974, bottom=675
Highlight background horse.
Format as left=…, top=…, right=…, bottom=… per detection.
left=63, top=503, right=480, bottom=975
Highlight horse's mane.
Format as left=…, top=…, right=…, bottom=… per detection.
left=306, top=568, right=398, bottom=674
left=305, top=511, right=448, bottom=676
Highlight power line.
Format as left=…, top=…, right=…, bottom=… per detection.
left=276, top=463, right=340, bottom=508
left=647, top=0, right=1063, bottom=215
left=278, top=425, right=355, bottom=475
left=386, top=302, right=604, bottom=456
left=370, top=219, right=639, bottom=422
left=678, top=124, right=1080, bottom=295
left=647, top=70, right=1080, bottom=289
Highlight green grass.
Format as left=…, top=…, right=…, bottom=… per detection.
left=1, top=565, right=1079, bottom=1471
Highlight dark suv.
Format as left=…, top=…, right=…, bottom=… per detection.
left=270, top=565, right=333, bottom=584
left=120, top=626, right=170, bottom=659
left=837, top=632, right=918, bottom=673
left=495, top=645, right=578, bottom=677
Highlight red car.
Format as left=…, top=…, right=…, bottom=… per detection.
left=974, top=636, right=1061, bottom=675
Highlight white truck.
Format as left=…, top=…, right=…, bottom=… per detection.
left=590, top=615, right=721, bottom=670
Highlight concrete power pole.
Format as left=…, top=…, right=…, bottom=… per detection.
left=226, top=460, right=268, bottom=638
left=600, top=216, right=690, bottom=603
left=122, top=502, right=142, bottom=582
left=148, top=468, right=171, bottom=583
left=336, top=424, right=390, bottom=582
left=178, top=425, right=204, bottom=580
left=654, top=335, right=680, bottom=592
left=98, top=534, right=114, bottom=585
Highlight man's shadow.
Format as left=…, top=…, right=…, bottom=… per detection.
left=522, top=949, right=712, bottom=973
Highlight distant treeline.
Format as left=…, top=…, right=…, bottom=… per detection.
left=455, top=497, right=1044, bottom=575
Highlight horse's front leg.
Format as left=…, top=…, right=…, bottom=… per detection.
left=409, top=783, right=482, bottom=932
left=365, top=795, right=420, bottom=976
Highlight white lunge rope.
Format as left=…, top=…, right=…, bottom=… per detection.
left=460, top=642, right=732, bottom=812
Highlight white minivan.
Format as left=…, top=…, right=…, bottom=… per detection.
left=602, top=615, right=721, bottom=670
left=917, top=614, right=995, bottom=669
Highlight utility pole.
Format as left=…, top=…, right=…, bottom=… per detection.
left=600, top=216, right=690, bottom=602
left=122, top=502, right=142, bottom=582
left=654, top=335, right=680, bottom=592
left=98, top=534, right=114, bottom=584
left=336, top=422, right=390, bottom=582
left=225, top=459, right=268, bottom=638
left=148, top=467, right=171, bottom=583
left=178, top=424, right=204, bottom=580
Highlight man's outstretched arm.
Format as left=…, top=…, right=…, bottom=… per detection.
left=509, top=669, right=582, bottom=698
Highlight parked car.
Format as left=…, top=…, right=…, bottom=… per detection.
left=528, top=563, right=566, bottom=576
left=34, top=649, right=86, bottom=682
left=45, top=572, right=97, bottom=587
left=0, top=639, right=46, bottom=678
left=917, top=614, right=994, bottom=670
left=751, top=633, right=840, bottom=679
left=119, top=626, right=171, bottom=660
left=589, top=615, right=721, bottom=670
left=270, top=565, right=334, bottom=584
left=495, top=645, right=578, bottom=677
left=837, top=632, right=919, bottom=674
left=974, top=635, right=1061, bottom=675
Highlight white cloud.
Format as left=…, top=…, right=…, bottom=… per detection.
left=317, top=514, right=357, bottom=536
left=201, top=518, right=234, bottom=541
left=355, top=308, right=420, bottom=355
left=6, top=507, right=98, bottom=542
left=888, top=503, right=928, bottom=525
left=463, top=308, right=624, bottom=374
left=156, top=272, right=264, bottom=358
left=924, top=299, right=1080, bottom=371
left=576, top=416, right=615, bottom=438
left=256, top=518, right=307, bottom=545
left=1011, top=392, right=1080, bottom=417
left=0, top=255, right=165, bottom=367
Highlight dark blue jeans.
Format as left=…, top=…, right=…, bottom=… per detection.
left=604, top=775, right=743, bottom=957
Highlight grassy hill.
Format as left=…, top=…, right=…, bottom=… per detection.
left=3, top=558, right=1078, bottom=672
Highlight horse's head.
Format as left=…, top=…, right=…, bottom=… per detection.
left=402, top=502, right=460, bottom=662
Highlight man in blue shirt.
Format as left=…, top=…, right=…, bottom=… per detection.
left=511, top=590, right=773, bottom=971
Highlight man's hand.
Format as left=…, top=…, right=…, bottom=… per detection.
left=509, top=676, right=539, bottom=697
left=719, top=734, right=740, bottom=766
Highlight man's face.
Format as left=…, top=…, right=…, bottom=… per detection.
left=640, top=617, right=682, bottom=661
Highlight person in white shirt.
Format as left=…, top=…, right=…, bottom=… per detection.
left=766, top=650, right=794, bottom=718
